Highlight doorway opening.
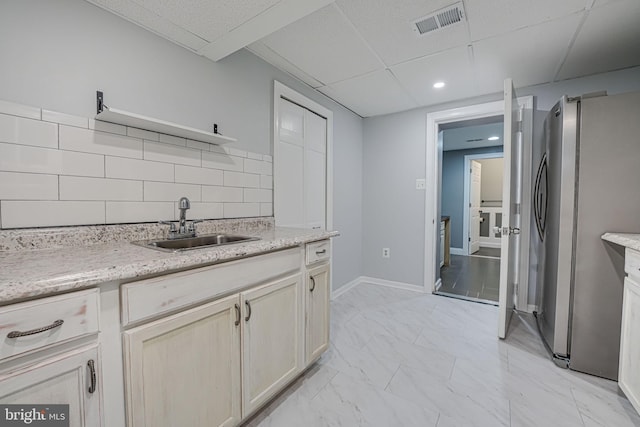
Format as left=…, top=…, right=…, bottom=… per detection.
left=436, top=117, right=504, bottom=305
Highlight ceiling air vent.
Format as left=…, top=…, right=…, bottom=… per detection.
left=413, top=2, right=466, bottom=35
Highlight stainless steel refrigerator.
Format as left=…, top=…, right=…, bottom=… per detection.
left=534, top=91, right=640, bottom=380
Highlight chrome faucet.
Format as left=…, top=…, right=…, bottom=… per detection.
left=178, top=197, right=190, bottom=235
left=159, top=197, right=203, bottom=239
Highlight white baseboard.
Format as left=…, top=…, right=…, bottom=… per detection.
left=359, top=276, right=424, bottom=293
left=479, top=242, right=501, bottom=249
left=331, top=277, right=360, bottom=300
left=527, top=304, right=538, bottom=314
left=450, top=247, right=466, bottom=256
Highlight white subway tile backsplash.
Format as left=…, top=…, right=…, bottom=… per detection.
left=60, top=125, right=143, bottom=159
left=202, top=185, right=243, bottom=203
left=175, top=165, right=223, bottom=185
left=202, top=151, right=243, bottom=171
left=0, top=100, right=40, bottom=120
left=0, top=114, right=57, bottom=148
left=144, top=141, right=201, bottom=166
left=158, top=133, right=186, bottom=146
left=0, top=143, right=104, bottom=177
left=42, top=110, right=88, bottom=128
left=106, top=201, right=174, bottom=224
left=223, top=171, right=260, bottom=188
left=105, top=156, right=174, bottom=182
left=244, top=188, right=272, bottom=203
left=127, top=127, right=159, bottom=141
left=144, top=181, right=201, bottom=202
left=244, top=158, right=272, bottom=175
left=174, top=202, right=223, bottom=220
left=260, top=175, right=273, bottom=189
left=0, top=101, right=274, bottom=228
left=60, top=176, right=142, bottom=201
left=1, top=201, right=105, bottom=228
left=88, top=119, right=127, bottom=136
left=0, top=172, right=58, bottom=200
left=223, top=203, right=260, bottom=218
left=260, top=203, right=273, bottom=216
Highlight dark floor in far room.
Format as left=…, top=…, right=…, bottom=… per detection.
left=470, top=247, right=501, bottom=258
left=438, top=254, right=500, bottom=303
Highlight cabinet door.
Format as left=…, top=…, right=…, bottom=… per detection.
left=0, top=345, right=102, bottom=427
left=241, top=273, right=302, bottom=416
left=306, top=263, right=330, bottom=364
left=619, top=277, right=640, bottom=415
left=123, top=295, right=241, bottom=427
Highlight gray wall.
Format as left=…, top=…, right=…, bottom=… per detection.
left=362, top=65, right=640, bottom=302
left=442, top=146, right=503, bottom=249
left=0, top=0, right=364, bottom=291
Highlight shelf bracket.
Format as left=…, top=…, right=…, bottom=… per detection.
left=96, top=91, right=104, bottom=114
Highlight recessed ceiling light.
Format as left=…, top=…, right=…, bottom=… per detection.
left=488, top=136, right=500, bottom=141
left=433, top=81, right=445, bottom=89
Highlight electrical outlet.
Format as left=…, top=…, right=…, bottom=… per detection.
left=382, top=248, right=390, bottom=258
left=416, top=179, right=426, bottom=190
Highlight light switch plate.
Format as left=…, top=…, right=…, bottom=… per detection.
left=416, top=179, right=426, bottom=190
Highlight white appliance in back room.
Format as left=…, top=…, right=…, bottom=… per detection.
left=534, top=90, right=640, bottom=380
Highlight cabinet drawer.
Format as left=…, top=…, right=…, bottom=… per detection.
left=121, top=248, right=301, bottom=326
left=306, top=240, right=330, bottom=266
left=626, top=249, right=640, bottom=281
left=0, top=289, right=99, bottom=362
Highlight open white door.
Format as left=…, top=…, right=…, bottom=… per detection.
left=469, top=160, right=482, bottom=254
left=498, top=78, right=523, bottom=339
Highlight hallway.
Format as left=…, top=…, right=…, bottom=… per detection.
left=439, top=254, right=500, bottom=303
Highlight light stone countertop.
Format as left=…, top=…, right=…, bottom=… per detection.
left=0, top=227, right=338, bottom=305
left=601, top=233, right=640, bottom=252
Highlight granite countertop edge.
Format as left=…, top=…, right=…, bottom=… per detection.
left=601, top=232, right=640, bottom=252
left=0, top=228, right=339, bottom=305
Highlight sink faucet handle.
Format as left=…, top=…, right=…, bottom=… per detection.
left=188, top=219, right=204, bottom=234
left=159, top=220, right=177, bottom=232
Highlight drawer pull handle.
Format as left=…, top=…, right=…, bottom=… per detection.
left=315, top=249, right=327, bottom=255
left=310, top=276, right=316, bottom=292
left=87, top=359, right=97, bottom=394
left=7, top=319, right=64, bottom=338
left=234, top=304, right=241, bottom=326
left=245, top=300, right=252, bottom=322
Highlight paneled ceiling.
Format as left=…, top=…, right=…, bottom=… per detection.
left=86, top=0, right=640, bottom=117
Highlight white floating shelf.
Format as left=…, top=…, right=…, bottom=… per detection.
left=95, top=106, right=236, bottom=145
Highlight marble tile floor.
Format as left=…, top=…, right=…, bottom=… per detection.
left=243, top=283, right=640, bottom=427
left=439, top=255, right=501, bottom=302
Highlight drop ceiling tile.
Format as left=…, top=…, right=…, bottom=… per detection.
left=318, top=70, right=419, bottom=117
left=556, top=0, right=640, bottom=80
left=136, top=0, right=281, bottom=42
left=335, top=0, right=471, bottom=66
left=473, top=14, right=583, bottom=94
left=260, top=4, right=384, bottom=85
left=246, top=43, right=324, bottom=88
left=465, top=0, right=587, bottom=41
left=391, top=46, right=482, bottom=107
left=87, top=0, right=209, bottom=50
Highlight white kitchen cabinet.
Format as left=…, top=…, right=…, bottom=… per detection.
left=122, top=294, right=241, bottom=427
left=306, top=263, right=330, bottom=364
left=241, top=273, right=303, bottom=416
left=0, top=345, right=102, bottom=427
left=619, top=248, right=640, bottom=415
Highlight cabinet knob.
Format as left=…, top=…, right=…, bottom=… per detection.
left=310, top=276, right=316, bottom=292
left=234, top=304, right=241, bottom=326
left=7, top=319, right=64, bottom=338
left=87, top=359, right=97, bottom=394
left=245, top=300, right=252, bottom=322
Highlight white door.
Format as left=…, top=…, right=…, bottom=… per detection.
left=306, top=263, right=330, bottom=364
left=498, top=78, right=523, bottom=339
left=469, top=160, right=482, bottom=254
left=241, top=273, right=303, bottom=416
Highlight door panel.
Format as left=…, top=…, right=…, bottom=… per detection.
left=469, top=160, right=482, bottom=254
left=498, top=78, right=522, bottom=339
left=306, top=264, right=330, bottom=364
left=275, top=141, right=304, bottom=228
left=305, top=149, right=326, bottom=229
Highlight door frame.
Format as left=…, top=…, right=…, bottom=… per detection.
left=424, top=97, right=533, bottom=312
left=462, top=153, right=504, bottom=255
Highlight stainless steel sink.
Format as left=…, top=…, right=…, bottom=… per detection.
left=137, top=234, right=259, bottom=252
